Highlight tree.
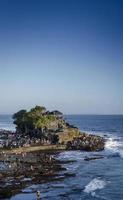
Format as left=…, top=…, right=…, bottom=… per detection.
left=13, top=105, right=63, bottom=144
left=13, top=109, right=27, bottom=120
left=30, top=105, right=46, bottom=116
left=13, top=110, right=27, bottom=133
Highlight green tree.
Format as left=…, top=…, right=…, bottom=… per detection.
left=13, top=105, right=62, bottom=144
left=30, top=105, right=46, bottom=116
left=13, top=109, right=27, bottom=133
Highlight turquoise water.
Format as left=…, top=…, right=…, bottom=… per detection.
left=0, top=115, right=123, bottom=200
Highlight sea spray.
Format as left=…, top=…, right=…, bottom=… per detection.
left=84, top=178, right=107, bottom=194
left=105, top=137, right=123, bottom=158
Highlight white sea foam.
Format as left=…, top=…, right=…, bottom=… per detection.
left=105, top=137, right=123, bottom=158
left=58, top=151, right=84, bottom=161
left=84, top=178, right=106, bottom=194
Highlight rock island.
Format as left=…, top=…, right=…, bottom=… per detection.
left=0, top=105, right=105, bottom=198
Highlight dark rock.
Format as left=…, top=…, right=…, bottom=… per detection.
left=84, top=156, right=104, bottom=161
left=64, top=172, right=76, bottom=177
left=0, top=151, right=66, bottom=198
left=66, top=134, right=105, bottom=151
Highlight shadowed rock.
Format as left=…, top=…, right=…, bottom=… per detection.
left=66, top=133, right=105, bottom=151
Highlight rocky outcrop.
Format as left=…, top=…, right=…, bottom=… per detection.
left=0, top=105, right=105, bottom=152
left=58, top=128, right=81, bottom=144
left=66, top=133, right=105, bottom=151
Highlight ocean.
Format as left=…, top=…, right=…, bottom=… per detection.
left=0, top=115, right=15, bottom=131
left=0, top=114, right=123, bottom=200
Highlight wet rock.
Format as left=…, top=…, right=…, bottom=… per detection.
left=66, top=134, right=105, bottom=151
left=64, top=172, right=76, bottom=177
left=0, top=151, right=65, bottom=199
left=84, top=156, right=104, bottom=161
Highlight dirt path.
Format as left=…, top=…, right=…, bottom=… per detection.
left=0, top=144, right=66, bottom=155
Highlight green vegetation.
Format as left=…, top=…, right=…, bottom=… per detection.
left=13, top=105, right=64, bottom=144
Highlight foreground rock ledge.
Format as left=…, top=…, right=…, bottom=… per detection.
left=0, top=151, right=72, bottom=199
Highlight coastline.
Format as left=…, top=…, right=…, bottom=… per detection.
left=0, top=111, right=105, bottom=199
left=0, top=148, right=76, bottom=199
left=1, top=115, right=123, bottom=200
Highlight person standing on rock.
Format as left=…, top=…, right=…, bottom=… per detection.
left=36, top=190, right=41, bottom=199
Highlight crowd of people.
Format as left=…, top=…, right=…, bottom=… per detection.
left=66, top=133, right=105, bottom=151
left=0, top=129, right=59, bottom=149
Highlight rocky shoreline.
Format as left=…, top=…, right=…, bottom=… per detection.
left=0, top=130, right=105, bottom=199
left=0, top=106, right=105, bottom=199
left=0, top=150, right=76, bottom=199
left=66, top=132, right=104, bottom=151
left=0, top=128, right=105, bottom=152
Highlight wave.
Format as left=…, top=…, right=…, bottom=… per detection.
left=83, top=178, right=110, bottom=199
left=105, top=137, right=123, bottom=158
left=84, top=178, right=107, bottom=194
left=0, top=125, right=15, bottom=131
left=79, top=130, right=123, bottom=159
left=58, top=151, right=84, bottom=161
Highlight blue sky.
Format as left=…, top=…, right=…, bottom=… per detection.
left=0, top=0, right=123, bottom=114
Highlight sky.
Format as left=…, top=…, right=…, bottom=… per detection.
left=0, top=0, right=123, bottom=114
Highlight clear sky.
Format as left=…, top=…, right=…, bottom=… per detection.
left=0, top=0, right=123, bottom=114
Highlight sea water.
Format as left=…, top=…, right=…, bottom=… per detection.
left=0, top=114, right=15, bottom=131
left=0, top=115, right=123, bottom=200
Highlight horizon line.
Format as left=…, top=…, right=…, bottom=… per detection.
left=0, top=113, right=123, bottom=116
